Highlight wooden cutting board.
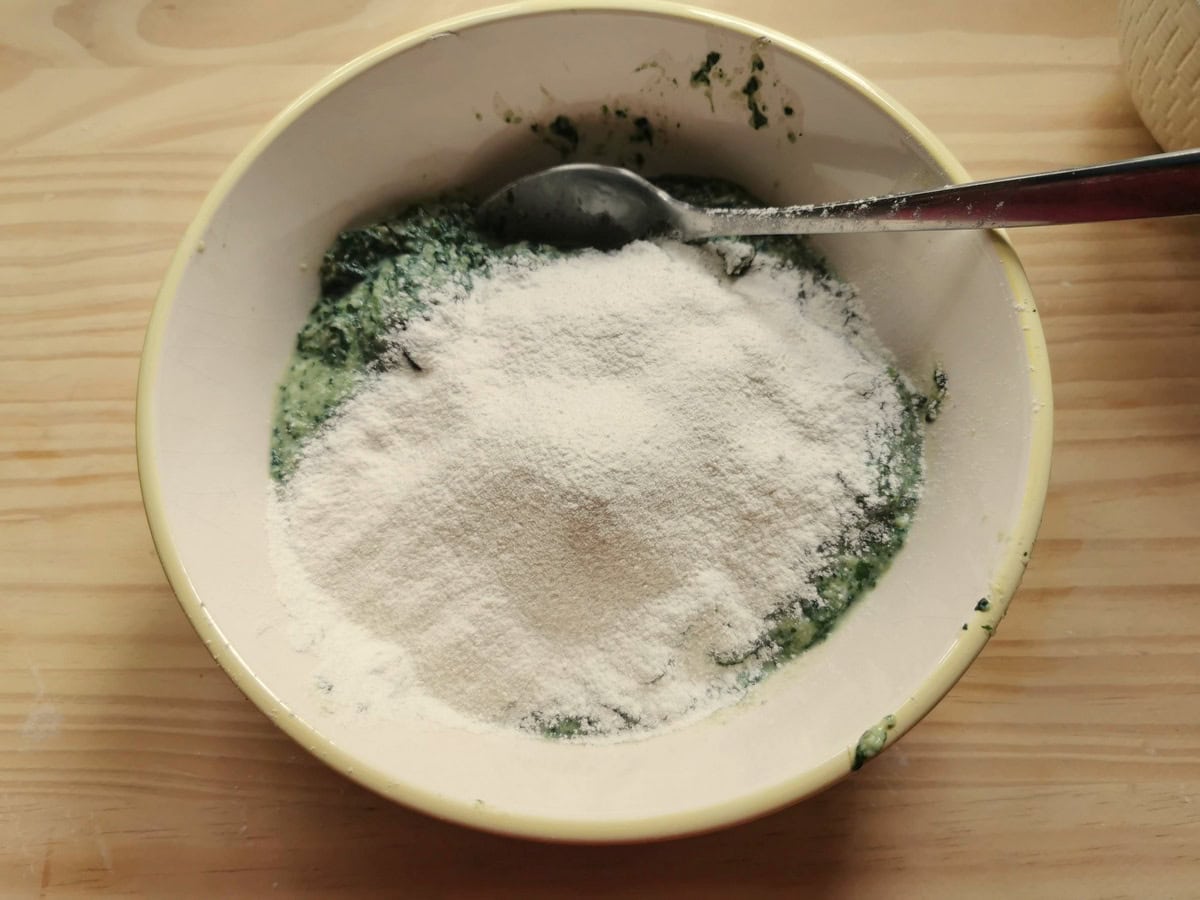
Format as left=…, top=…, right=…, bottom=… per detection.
left=2, top=1, right=1198, bottom=895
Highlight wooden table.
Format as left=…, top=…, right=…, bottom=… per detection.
left=3, top=1, right=1198, bottom=895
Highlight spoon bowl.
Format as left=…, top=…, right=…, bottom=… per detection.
left=479, top=164, right=682, bottom=248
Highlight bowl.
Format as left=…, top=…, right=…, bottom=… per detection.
left=136, top=1, right=1052, bottom=842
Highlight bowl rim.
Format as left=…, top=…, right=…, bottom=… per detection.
left=135, top=0, right=1054, bottom=844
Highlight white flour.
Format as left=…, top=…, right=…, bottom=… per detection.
left=268, top=239, right=913, bottom=737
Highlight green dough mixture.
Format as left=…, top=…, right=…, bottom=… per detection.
left=270, top=177, right=942, bottom=737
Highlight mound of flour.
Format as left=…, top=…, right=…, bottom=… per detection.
left=268, top=239, right=910, bottom=736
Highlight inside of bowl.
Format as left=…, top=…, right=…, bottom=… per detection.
left=145, top=8, right=1043, bottom=833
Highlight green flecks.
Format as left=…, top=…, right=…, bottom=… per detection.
left=543, top=717, right=588, bottom=738
left=783, top=104, right=795, bottom=116
left=786, top=130, right=797, bottom=143
left=690, top=51, right=721, bottom=112
left=742, top=74, right=769, bottom=129
left=526, top=703, right=642, bottom=739
left=474, top=111, right=483, bottom=121
left=923, top=365, right=949, bottom=422
left=962, top=623, right=969, bottom=631
left=549, top=115, right=579, bottom=147
left=630, top=116, right=654, bottom=145
left=634, top=60, right=665, bottom=75
left=903, top=365, right=948, bottom=425
left=502, top=109, right=522, bottom=124
left=981, top=624, right=995, bottom=633
left=589, top=107, right=671, bottom=160
left=853, top=714, right=897, bottom=770
left=975, top=597, right=991, bottom=612
left=689, top=50, right=721, bottom=86
left=526, top=713, right=596, bottom=739
left=531, top=114, right=581, bottom=159
left=693, top=50, right=775, bottom=122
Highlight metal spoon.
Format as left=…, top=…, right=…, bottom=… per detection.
left=477, top=149, right=1200, bottom=249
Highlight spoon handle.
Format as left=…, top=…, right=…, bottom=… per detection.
left=691, top=148, right=1200, bottom=236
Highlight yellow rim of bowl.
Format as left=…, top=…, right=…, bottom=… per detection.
left=136, top=0, right=1053, bottom=844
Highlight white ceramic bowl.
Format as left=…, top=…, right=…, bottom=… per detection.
left=137, top=1, right=1052, bottom=842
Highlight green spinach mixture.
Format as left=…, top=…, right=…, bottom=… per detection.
left=271, top=178, right=943, bottom=738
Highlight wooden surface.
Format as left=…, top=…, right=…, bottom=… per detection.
left=3, top=1, right=1198, bottom=896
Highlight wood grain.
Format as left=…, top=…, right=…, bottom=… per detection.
left=2, top=1, right=1199, bottom=896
